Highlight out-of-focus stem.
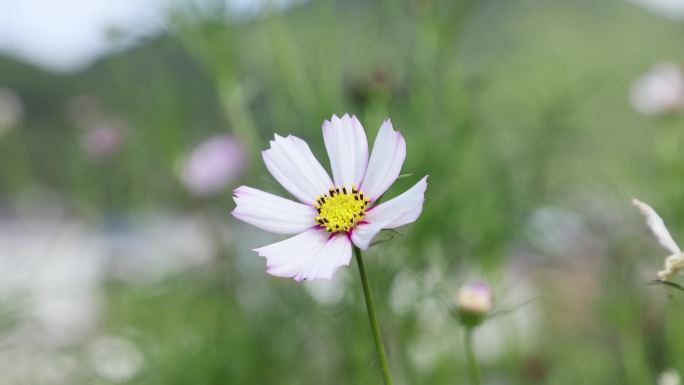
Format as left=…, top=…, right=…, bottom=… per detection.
left=464, top=328, right=481, bottom=385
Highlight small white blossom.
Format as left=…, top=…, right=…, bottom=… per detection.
left=630, top=63, right=684, bottom=116
left=0, top=87, right=23, bottom=136
left=659, top=369, right=681, bottom=385
left=88, top=336, right=144, bottom=383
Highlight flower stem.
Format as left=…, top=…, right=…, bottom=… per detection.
left=464, top=328, right=481, bottom=385
left=353, top=246, right=394, bottom=385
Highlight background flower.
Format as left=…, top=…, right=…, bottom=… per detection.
left=179, top=134, right=246, bottom=197
left=0, top=87, right=24, bottom=136
left=80, top=123, right=125, bottom=161
left=457, top=282, right=494, bottom=319
left=630, top=63, right=684, bottom=116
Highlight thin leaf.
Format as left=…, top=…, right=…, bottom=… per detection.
left=369, top=236, right=395, bottom=248
left=397, top=173, right=413, bottom=180
left=648, top=279, right=684, bottom=292
left=447, top=306, right=461, bottom=320
left=485, top=297, right=540, bottom=320
left=382, top=228, right=405, bottom=236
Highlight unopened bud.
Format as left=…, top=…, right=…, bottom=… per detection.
left=457, top=282, right=494, bottom=327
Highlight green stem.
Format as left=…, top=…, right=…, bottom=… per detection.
left=353, top=246, right=394, bottom=385
left=464, top=328, right=481, bottom=385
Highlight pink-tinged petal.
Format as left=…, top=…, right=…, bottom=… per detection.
left=352, top=176, right=428, bottom=250
left=257, top=230, right=327, bottom=278
left=366, top=176, right=428, bottom=227
left=255, top=229, right=352, bottom=281
left=323, top=114, right=369, bottom=187
left=360, top=119, right=406, bottom=200
left=232, top=186, right=316, bottom=234
left=351, top=221, right=385, bottom=251
left=633, top=198, right=682, bottom=255
left=262, top=134, right=333, bottom=204
left=294, top=233, right=352, bottom=281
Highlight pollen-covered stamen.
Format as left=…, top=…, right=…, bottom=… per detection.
left=314, top=184, right=369, bottom=233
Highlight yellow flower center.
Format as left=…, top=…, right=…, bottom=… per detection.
left=314, top=185, right=369, bottom=233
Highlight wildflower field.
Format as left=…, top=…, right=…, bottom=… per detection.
left=1, top=0, right=684, bottom=384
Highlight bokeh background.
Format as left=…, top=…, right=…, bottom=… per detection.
left=2, top=0, right=684, bottom=384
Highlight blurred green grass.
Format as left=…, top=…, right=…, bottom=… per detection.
left=2, top=0, right=684, bottom=384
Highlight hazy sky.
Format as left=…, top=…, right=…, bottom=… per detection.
left=3, top=0, right=677, bottom=74
left=0, top=0, right=284, bottom=73
left=631, top=0, right=684, bottom=18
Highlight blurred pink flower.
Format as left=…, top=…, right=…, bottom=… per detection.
left=630, top=62, right=684, bottom=116
left=179, top=134, right=246, bottom=197
left=80, top=124, right=125, bottom=161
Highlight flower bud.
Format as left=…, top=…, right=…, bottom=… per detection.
left=457, top=282, right=494, bottom=327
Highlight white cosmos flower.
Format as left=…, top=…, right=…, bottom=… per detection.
left=232, top=114, right=428, bottom=281
left=632, top=198, right=684, bottom=281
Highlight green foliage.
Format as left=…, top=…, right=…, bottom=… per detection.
left=2, top=0, right=684, bottom=384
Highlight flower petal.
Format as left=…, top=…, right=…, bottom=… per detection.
left=262, top=134, right=333, bottom=204
left=659, top=253, right=684, bottom=281
left=360, top=119, right=406, bottom=200
left=232, top=186, right=316, bottom=234
left=352, top=176, right=428, bottom=250
left=255, top=229, right=352, bottom=281
left=633, top=198, right=682, bottom=255
left=323, top=114, right=369, bottom=187
left=350, top=221, right=385, bottom=251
